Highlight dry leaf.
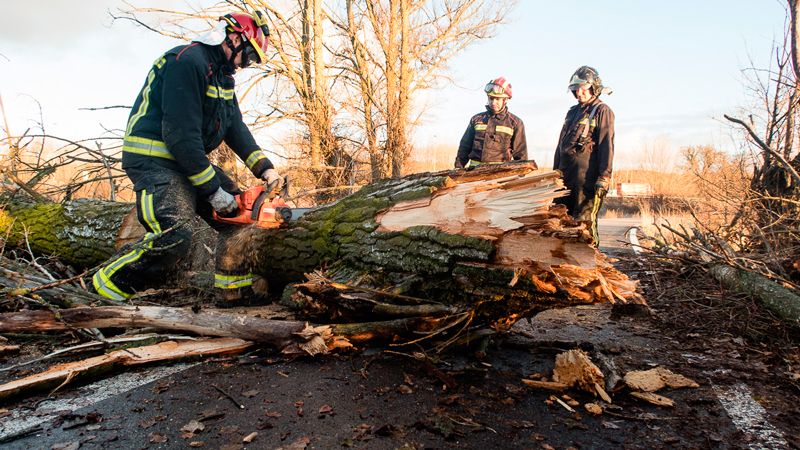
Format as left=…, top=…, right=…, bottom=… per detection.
left=149, top=432, right=168, bottom=443
left=241, top=390, right=259, bottom=398
left=276, top=436, right=311, bottom=450
left=181, top=420, right=205, bottom=434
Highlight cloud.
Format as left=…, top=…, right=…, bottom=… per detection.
left=0, top=1, right=121, bottom=45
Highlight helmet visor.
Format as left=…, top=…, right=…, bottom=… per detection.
left=245, top=36, right=268, bottom=65
left=568, top=73, right=591, bottom=90
left=484, top=82, right=508, bottom=98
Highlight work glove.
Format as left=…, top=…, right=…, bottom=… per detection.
left=261, top=168, right=283, bottom=193
left=595, top=177, right=610, bottom=199
left=208, top=187, right=238, bottom=216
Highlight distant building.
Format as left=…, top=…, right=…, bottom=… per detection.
left=615, top=183, right=652, bottom=198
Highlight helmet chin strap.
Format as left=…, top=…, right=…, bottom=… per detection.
left=223, top=34, right=248, bottom=69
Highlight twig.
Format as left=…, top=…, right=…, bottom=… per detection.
left=328, top=281, right=444, bottom=306
left=724, top=114, right=800, bottom=186
left=21, top=224, right=55, bottom=282
left=552, top=395, right=576, bottom=413
left=213, top=384, right=245, bottom=409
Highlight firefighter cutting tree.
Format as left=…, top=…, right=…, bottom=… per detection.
left=91, top=10, right=283, bottom=306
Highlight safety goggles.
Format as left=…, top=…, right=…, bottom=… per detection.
left=484, top=82, right=507, bottom=96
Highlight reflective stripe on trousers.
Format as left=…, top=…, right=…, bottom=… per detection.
left=214, top=273, right=254, bottom=290
left=92, top=189, right=162, bottom=300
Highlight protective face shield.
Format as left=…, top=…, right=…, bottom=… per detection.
left=567, top=66, right=612, bottom=97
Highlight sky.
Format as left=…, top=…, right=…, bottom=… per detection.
left=0, top=0, right=790, bottom=170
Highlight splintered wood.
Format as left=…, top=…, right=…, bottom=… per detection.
left=376, top=170, right=567, bottom=236
left=552, top=349, right=610, bottom=400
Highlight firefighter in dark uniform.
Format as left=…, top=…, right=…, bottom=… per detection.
left=455, top=77, right=528, bottom=168
left=91, top=11, right=281, bottom=305
left=554, top=66, right=615, bottom=246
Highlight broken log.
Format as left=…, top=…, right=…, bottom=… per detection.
left=709, top=264, right=800, bottom=326
left=0, top=306, right=454, bottom=349
left=239, top=163, right=643, bottom=333
left=0, top=338, right=252, bottom=401
left=0, top=306, right=308, bottom=349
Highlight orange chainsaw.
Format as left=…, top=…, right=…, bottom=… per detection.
left=212, top=180, right=292, bottom=229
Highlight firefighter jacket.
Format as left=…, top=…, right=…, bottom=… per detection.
left=553, top=98, right=615, bottom=198
left=121, top=43, right=274, bottom=198
left=456, top=106, right=527, bottom=167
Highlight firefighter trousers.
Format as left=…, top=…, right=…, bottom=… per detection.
left=557, top=189, right=604, bottom=247
left=92, top=161, right=255, bottom=301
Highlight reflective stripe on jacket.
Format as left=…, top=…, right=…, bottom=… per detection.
left=456, top=107, right=528, bottom=167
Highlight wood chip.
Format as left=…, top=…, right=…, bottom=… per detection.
left=630, top=391, right=675, bottom=407
left=550, top=395, right=576, bottom=413
left=243, top=432, right=258, bottom=443
left=584, top=403, right=603, bottom=415
left=624, top=367, right=699, bottom=392
left=521, top=379, right=569, bottom=391
left=594, top=382, right=613, bottom=403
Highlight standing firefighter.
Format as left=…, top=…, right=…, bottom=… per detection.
left=455, top=77, right=529, bottom=168
left=91, top=11, right=282, bottom=306
left=553, top=66, right=615, bottom=245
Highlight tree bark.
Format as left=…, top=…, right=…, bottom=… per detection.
left=0, top=198, right=132, bottom=268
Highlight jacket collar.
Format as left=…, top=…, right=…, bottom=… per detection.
left=485, top=105, right=508, bottom=118
left=202, top=43, right=235, bottom=75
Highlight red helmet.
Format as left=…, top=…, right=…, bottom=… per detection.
left=221, top=11, right=270, bottom=66
left=484, top=77, right=512, bottom=99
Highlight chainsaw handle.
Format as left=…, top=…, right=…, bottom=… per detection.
left=266, top=175, right=289, bottom=200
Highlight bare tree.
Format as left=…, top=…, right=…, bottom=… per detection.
left=116, top=0, right=516, bottom=193
left=332, top=0, right=516, bottom=179
left=714, top=1, right=800, bottom=282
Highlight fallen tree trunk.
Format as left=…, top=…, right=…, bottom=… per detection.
left=236, top=163, right=643, bottom=333
left=709, top=263, right=800, bottom=326
left=1, top=163, right=643, bottom=346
